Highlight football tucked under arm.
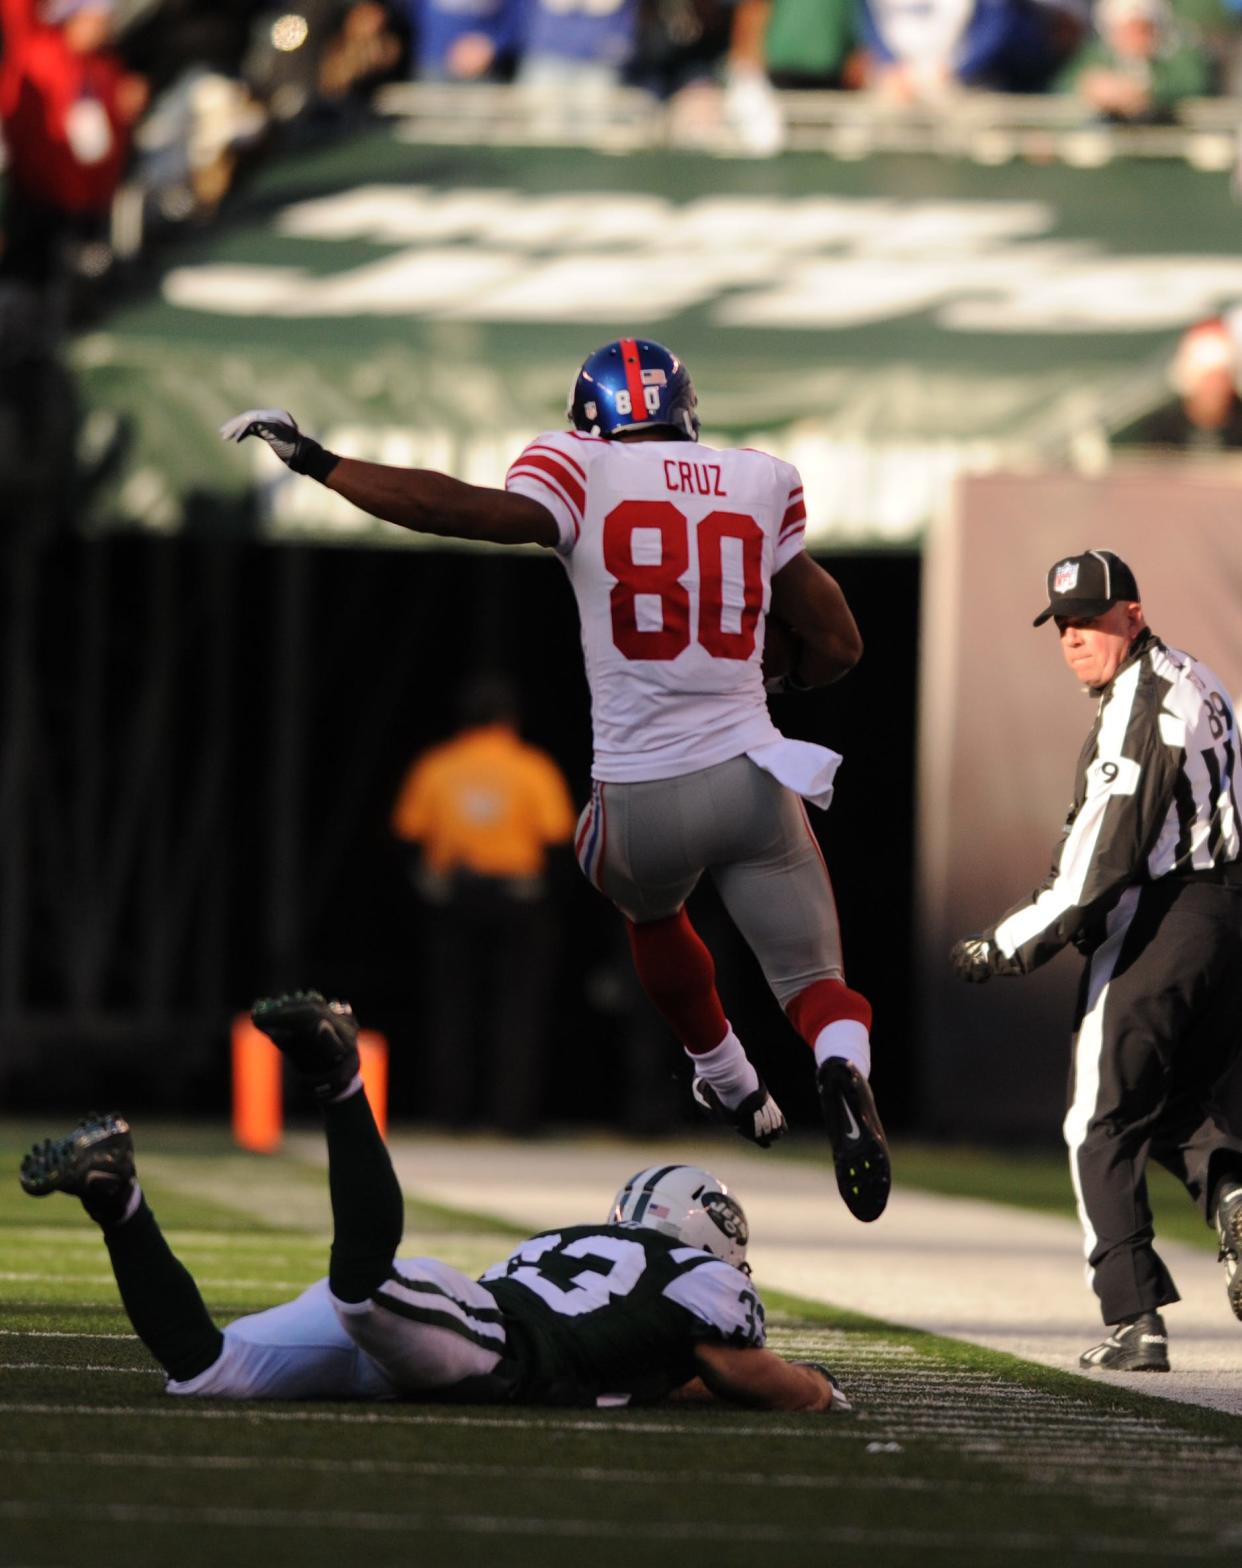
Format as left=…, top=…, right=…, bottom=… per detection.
left=768, top=552, right=863, bottom=687
left=762, top=614, right=800, bottom=692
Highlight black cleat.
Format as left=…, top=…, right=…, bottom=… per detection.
left=817, top=1059, right=891, bottom=1222
left=691, top=1076, right=787, bottom=1149
left=20, top=1112, right=135, bottom=1199
left=1080, top=1311, right=1169, bottom=1372
left=251, top=990, right=360, bottom=1101
left=1215, top=1182, right=1242, bottom=1322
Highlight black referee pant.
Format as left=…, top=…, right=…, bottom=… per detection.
left=1064, top=875, right=1242, bottom=1325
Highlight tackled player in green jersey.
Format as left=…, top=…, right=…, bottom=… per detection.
left=20, top=992, right=849, bottom=1414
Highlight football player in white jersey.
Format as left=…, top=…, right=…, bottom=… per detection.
left=222, top=338, right=890, bottom=1223
left=20, top=992, right=850, bottom=1412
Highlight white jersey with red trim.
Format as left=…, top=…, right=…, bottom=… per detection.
left=506, top=430, right=808, bottom=783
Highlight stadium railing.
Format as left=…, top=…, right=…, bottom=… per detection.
left=372, top=80, right=1242, bottom=170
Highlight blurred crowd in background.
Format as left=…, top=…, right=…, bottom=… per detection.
left=5, top=0, right=1242, bottom=319
left=2, top=0, right=1240, bottom=506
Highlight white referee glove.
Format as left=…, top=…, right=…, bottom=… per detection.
left=219, top=408, right=339, bottom=482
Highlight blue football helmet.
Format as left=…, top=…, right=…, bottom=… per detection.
left=568, top=338, right=700, bottom=442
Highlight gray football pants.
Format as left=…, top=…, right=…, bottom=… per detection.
left=575, top=754, right=844, bottom=1005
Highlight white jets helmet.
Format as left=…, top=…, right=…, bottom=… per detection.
left=609, top=1164, right=749, bottom=1270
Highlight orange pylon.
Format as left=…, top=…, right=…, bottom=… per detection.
left=232, top=1015, right=389, bottom=1151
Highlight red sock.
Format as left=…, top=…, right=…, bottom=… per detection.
left=627, top=910, right=728, bottom=1055
left=785, top=978, right=872, bottom=1049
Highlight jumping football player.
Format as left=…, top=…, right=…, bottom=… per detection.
left=221, top=338, right=889, bottom=1222
left=20, top=991, right=850, bottom=1412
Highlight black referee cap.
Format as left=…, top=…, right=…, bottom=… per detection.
left=1033, top=549, right=1141, bottom=627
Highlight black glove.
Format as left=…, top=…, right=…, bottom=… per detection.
left=949, top=934, right=997, bottom=983
left=790, top=1360, right=852, bottom=1412
left=219, top=408, right=339, bottom=482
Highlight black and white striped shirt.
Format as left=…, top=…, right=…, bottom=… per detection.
left=988, top=628, right=1241, bottom=974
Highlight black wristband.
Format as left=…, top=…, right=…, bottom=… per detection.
left=289, top=437, right=340, bottom=484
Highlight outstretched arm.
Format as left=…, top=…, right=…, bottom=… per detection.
left=325, top=457, right=558, bottom=547
left=769, top=551, right=863, bottom=687
left=950, top=666, right=1182, bottom=982
left=689, top=1341, right=845, bottom=1411
left=220, top=409, right=558, bottom=548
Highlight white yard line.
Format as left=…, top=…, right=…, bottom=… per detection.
left=0, top=1498, right=1215, bottom=1555
left=0, top=1362, right=155, bottom=1375
left=0, top=1401, right=863, bottom=1439
left=0, top=1449, right=1037, bottom=1491
left=280, top=1131, right=1242, bottom=1419
left=0, top=1330, right=135, bottom=1340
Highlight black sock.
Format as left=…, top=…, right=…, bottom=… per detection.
left=102, top=1197, right=224, bottom=1383
left=324, top=1087, right=404, bottom=1303
left=80, top=1175, right=138, bottom=1229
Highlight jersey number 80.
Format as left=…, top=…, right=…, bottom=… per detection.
left=603, top=500, right=763, bottom=663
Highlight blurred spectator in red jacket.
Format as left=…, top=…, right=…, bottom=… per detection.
left=1115, top=317, right=1242, bottom=450
left=0, top=0, right=147, bottom=290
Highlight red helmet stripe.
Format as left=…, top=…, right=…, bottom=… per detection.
left=618, top=337, right=649, bottom=423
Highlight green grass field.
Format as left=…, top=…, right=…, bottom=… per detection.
left=2, top=1123, right=1238, bottom=1568
left=879, top=1141, right=1222, bottom=1252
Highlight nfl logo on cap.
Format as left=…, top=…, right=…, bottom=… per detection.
left=1033, top=548, right=1140, bottom=627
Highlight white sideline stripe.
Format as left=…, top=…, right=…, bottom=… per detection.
left=0, top=1272, right=120, bottom=1284
left=9, top=1224, right=333, bottom=1251
left=0, top=1363, right=159, bottom=1376
left=11, top=1446, right=1200, bottom=1504
left=8, top=1397, right=1199, bottom=1454
left=0, top=1451, right=1024, bottom=1493
left=0, top=1500, right=1212, bottom=1554
left=0, top=1401, right=853, bottom=1440
left=0, top=1330, right=134, bottom=1341
left=0, top=1272, right=312, bottom=1290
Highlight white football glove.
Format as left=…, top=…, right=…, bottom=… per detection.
left=949, top=935, right=996, bottom=984
left=219, top=408, right=339, bottom=480
left=791, top=1360, right=852, bottom=1412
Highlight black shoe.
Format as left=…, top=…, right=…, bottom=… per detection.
left=251, top=990, right=360, bottom=1101
left=20, top=1112, right=135, bottom=1199
left=817, top=1059, right=890, bottom=1222
left=1080, top=1311, right=1169, bottom=1372
left=691, top=1076, right=787, bottom=1148
left=1215, top=1181, right=1242, bottom=1321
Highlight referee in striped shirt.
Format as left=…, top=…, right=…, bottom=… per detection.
left=951, top=549, right=1242, bottom=1372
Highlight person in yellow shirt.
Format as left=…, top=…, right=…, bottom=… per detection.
left=391, top=675, right=575, bottom=1132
